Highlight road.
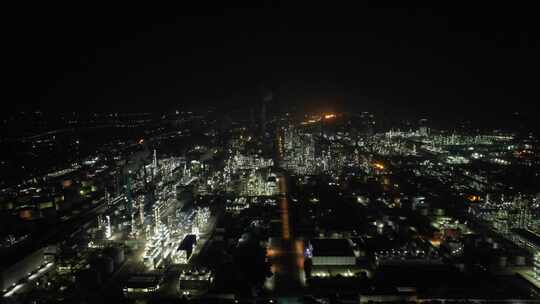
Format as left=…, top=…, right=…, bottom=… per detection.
left=3, top=262, right=55, bottom=298
left=265, top=129, right=305, bottom=295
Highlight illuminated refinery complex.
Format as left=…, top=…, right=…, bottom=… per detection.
left=1, top=108, right=539, bottom=303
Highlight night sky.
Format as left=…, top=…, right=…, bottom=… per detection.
left=6, top=3, right=539, bottom=128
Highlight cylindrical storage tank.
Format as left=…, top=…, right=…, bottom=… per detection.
left=514, top=255, right=526, bottom=266
left=103, top=247, right=125, bottom=266
left=90, top=256, right=114, bottom=277
left=76, top=269, right=102, bottom=290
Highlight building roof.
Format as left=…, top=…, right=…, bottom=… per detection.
left=125, top=275, right=161, bottom=288
left=178, top=234, right=197, bottom=251
left=310, top=238, right=355, bottom=257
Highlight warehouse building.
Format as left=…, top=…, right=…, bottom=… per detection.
left=309, top=238, right=356, bottom=266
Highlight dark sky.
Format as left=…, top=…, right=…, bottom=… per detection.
left=6, top=2, right=539, bottom=126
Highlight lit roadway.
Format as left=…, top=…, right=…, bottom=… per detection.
left=3, top=262, right=55, bottom=298
left=265, top=128, right=305, bottom=296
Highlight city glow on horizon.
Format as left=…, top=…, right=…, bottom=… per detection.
left=324, top=113, right=336, bottom=120
left=373, top=163, right=385, bottom=170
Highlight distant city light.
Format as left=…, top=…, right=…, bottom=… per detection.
left=373, top=163, right=385, bottom=170
left=324, top=114, right=336, bottom=119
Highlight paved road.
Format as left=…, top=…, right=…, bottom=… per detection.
left=3, top=262, right=55, bottom=298
left=265, top=129, right=306, bottom=296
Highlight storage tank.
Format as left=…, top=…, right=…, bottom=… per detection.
left=76, top=269, right=102, bottom=290
left=103, top=247, right=125, bottom=266
left=90, top=256, right=114, bottom=277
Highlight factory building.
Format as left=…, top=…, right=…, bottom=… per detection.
left=309, top=238, right=356, bottom=266
left=123, top=274, right=162, bottom=297
left=178, top=267, right=212, bottom=297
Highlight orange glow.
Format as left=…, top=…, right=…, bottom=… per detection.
left=295, top=240, right=304, bottom=254
left=278, top=176, right=291, bottom=240
left=467, top=195, right=480, bottom=202
left=138, top=138, right=144, bottom=145
left=281, top=197, right=291, bottom=240
left=61, top=180, right=73, bottom=189
left=20, top=209, right=33, bottom=220
left=267, top=248, right=279, bottom=257
left=429, top=238, right=441, bottom=247
left=324, top=113, right=336, bottom=119
left=296, top=256, right=305, bottom=268
left=373, top=163, right=385, bottom=170
left=323, top=113, right=337, bottom=119
left=301, top=118, right=322, bottom=125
